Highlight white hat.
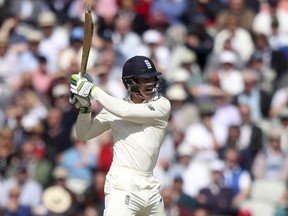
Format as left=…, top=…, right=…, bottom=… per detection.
left=52, top=84, right=69, bottom=97
left=219, top=50, right=237, bottom=64
left=210, top=159, right=225, bottom=172
left=177, top=145, right=193, bottom=157
left=143, top=29, right=162, bottom=44
left=27, top=30, right=42, bottom=42
left=180, top=50, right=196, bottom=64
left=166, top=84, right=188, bottom=101
left=65, top=178, right=90, bottom=195
left=172, top=68, right=190, bottom=82
left=38, top=12, right=56, bottom=27
left=42, top=186, right=72, bottom=213
left=52, top=166, right=68, bottom=179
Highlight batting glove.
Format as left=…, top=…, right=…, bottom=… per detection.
left=70, top=73, right=96, bottom=113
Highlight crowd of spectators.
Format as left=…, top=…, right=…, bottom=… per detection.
left=0, top=0, right=288, bottom=215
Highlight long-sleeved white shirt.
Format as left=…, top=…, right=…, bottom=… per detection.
left=76, top=87, right=171, bottom=172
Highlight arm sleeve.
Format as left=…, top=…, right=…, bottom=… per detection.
left=76, top=109, right=111, bottom=141
left=91, top=87, right=171, bottom=127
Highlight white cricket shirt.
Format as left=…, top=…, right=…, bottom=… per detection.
left=75, top=87, right=171, bottom=172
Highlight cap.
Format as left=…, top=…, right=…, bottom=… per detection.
left=210, top=159, right=225, bottom=172
left=99, top=29, right=113, bottom=41
left=38, top=12, right=56, bottom=27
left=70, top=26, right=84, bottom=41
left=269, top=128, right=282, bottom=140
left=177, top=145, right=193, bottom=157
left=166, top=84, right=188, bottom=101
left=16, top=164, right=27, bottom=173
left=219, top=50, right=237, bottom=65
left=52, top=84, right=69, bottom=97
left=143, top=29, right=161, bottom=44
left=122, top=55, right=161, bottom=79
left=180, top=49, right=196, bottom=64
left=171, top=68, right=190, bottom=82
left=27, top=30, right=42, bottom=42
left=52, top=166, right=68, bottom=179
left=198, top=101, right=215, bottom=116
left=250, top=51, right=263, bottom=61
left=42, top=186, right=72, bottom=213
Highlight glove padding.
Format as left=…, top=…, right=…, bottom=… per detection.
left=70, top=73, right=95, bottom=111
left=70, top=73, right=95, bottom=98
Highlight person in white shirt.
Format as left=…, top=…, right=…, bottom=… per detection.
left=69, top=55, right=171, bottom=216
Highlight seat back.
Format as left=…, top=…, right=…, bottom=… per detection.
left=250, top=179, right=286, bottom=203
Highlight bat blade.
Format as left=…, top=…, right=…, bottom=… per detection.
left=80, top=5, right=94, bottom=77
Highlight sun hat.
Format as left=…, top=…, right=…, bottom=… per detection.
left=42, top=186, right=72, bottom=213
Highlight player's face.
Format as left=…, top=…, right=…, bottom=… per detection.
left=132, top=77, right=157, bottom=103
left=136, top=77, right=157, bottom=99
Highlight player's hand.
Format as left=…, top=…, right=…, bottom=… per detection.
left=70, top=73, right=95, bottom=113
left=70, top=73, right=95, bottom=98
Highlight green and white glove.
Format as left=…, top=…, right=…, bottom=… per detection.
left=70, top=73, right=96, bottom=113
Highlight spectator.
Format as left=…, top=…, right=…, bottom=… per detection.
left=213, top=14, right=254, bottom=62
left=112, top=14, right=143, bottom=60
left=269, top=84, right=288, bottom=118
left=7, top=0, right=46, bottom=25
left=5, top=138, right=52, bottom=188
left=185, top=15, right=214, bottom=70
left=213, top=50, right=244, bottom=96
left=136, top=29, right=171, bottom=73
left=253, top=0, right=288, bottom=36
left=37, top=11, right=69, bottom=73
left=222, top=148, right=252, bottom=209
left=218, top=125, right=253, bottom=171
left=0, top=127, right=15, bottom=178
left=0, top=164, right=43, bottom=209
left=174, top=145, right=212, bottom=199
left=19, top=30, right=42, bottom=74
left=161, top=186, right=191, bottom=216
left=277, top=108, right=288, bottom=152
left=238, top=104, right=264, bottom=164
left=1, top=186, right=33, bottom=216
left=215, top=0, right=255, bottom=32
left=211, top=90, right=242, bottom=130
left=234, top=69, right=272, bottom=121
left=42, top=107, right=73, bottom=165
left=42, top=185, right=74, bottom=216
left=204, top=37, right=245, bottom=74
left=117, top=0, right=149, bottom=35
left=247, top=50, right=277, bottom=94
left=252, top=128, right=288, bottom=181
left=83, top=168, right=106, bottom=216
left=150, top=0, right=187, bottom=26
left=59, top=139, right=97, bottom=195
left=0, top=33, right=21, bottom=87
left=253, top=33, right=288, bottom=88
left=58, top=25, right=98, bottom=74
left=180, top=101, right=227, bottom=161
left=31, top=56, right=54, bottom=98
left=197, top=159, right=235, bottom=215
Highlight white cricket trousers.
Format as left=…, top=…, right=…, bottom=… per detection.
left=103, top=166, right=165, bottom=216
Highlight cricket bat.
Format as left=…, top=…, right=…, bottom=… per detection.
left=69, top=5, right=94, bottom=107
left=80, top=4, right=94, bottom=77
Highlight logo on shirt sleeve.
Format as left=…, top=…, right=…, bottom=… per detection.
left=147, top=104, right=155, bottom=111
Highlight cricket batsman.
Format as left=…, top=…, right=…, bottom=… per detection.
left=70, top=55, right=171, bottom=215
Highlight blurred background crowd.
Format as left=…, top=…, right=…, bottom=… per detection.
left=0, top=0, right=288, bottom=215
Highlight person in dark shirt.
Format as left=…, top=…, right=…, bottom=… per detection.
left=197, top=159, right=235, bottom=215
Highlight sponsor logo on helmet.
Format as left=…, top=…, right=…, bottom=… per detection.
left=144, top=60, right=152, bottom=69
